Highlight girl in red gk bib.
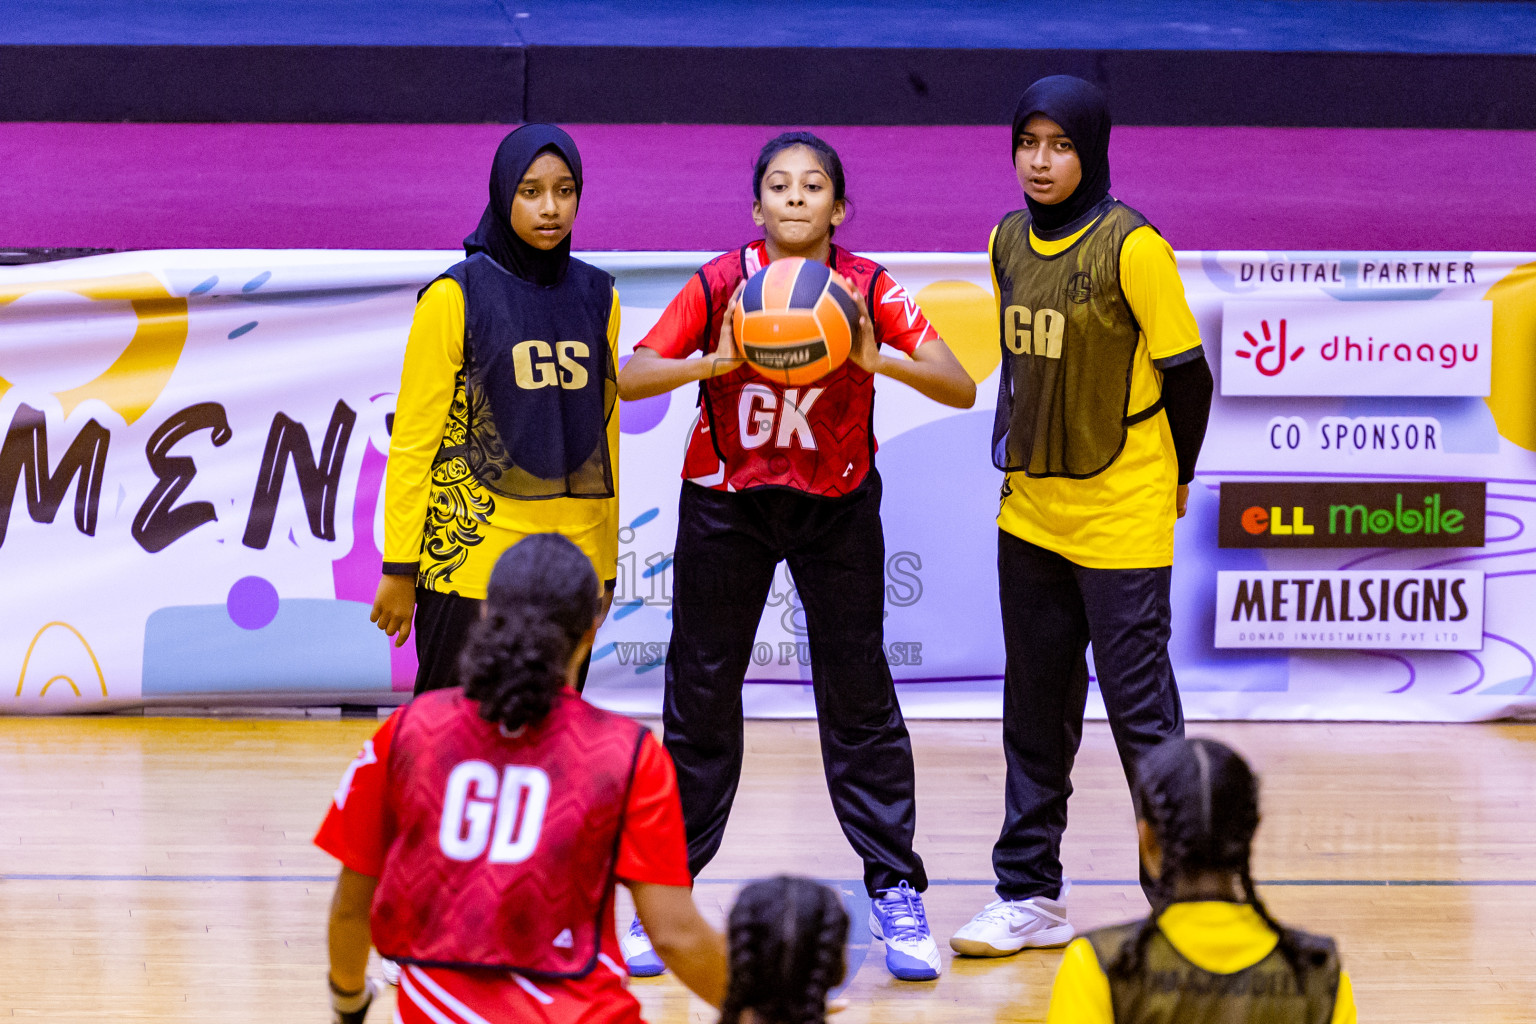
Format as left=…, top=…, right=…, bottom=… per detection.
left=317, top=534, right=726, bottom=1023
left=618, top=131, right=976, bottom=982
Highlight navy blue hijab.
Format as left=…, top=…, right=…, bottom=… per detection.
left=1012, top=76, right=1113, bottom=239
left=465, top=124, right=584, bottom=287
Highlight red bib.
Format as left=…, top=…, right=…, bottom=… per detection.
left=685, top=244, right=884, bottom=498
left=370, top=690, right=645, bottom=977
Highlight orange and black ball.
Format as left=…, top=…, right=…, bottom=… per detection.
left=733, top=257, right=858, bottom=386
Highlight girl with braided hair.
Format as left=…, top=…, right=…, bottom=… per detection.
left=720, top=876, right=849, bottom=1024
left=1046, top=737, right=1357, bottom=1023
left=318, top=534, right=727, bottom=1024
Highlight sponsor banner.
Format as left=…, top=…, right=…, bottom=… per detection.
left=1218, top=481, right=1485, bottom=548
left=4, top=248, right=1536, bottom=722
left=1215, top=571, right=1484, bottom=650
left=1220, top=300, right=1492, bottom=397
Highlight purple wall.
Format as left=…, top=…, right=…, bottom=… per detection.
left=5, top=123, right=1533, bottom=253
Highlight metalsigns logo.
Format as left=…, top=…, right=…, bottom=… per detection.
left=1218, top=481, right=1485, bottom=548
left=1219, top=300, right=1491, bottom=397
left=1214, top=571, right=1484, bottom=650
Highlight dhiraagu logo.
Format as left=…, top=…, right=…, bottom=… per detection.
left=1220, top=300, right=1491, bottom=397
left=1218, top=481, right=1486, bottom=549
left=1233, top=318, right=1301, bottom=377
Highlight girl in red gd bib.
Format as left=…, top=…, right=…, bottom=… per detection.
left=618, top=132, right=975, bottom=982
left=316, top=534, right=726, bottom=1024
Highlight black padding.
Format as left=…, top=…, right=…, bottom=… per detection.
left=0, top=45, right=524, bottom=122
left=3, top=44, right=1533, bottom=127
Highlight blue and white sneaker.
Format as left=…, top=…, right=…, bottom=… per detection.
left=620, top=915, right=666, bottom=977
left=868, top=881, right=941, bottom=981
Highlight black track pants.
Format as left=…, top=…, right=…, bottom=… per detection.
left=993, top=530, right=1184, bottom=901
left=662, top=474, right=928, bottom=897
left=413, top=587, right=482, bottom=696
left=413, top=586, right=592, bottom=696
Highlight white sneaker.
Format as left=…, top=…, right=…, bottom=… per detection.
left=949, top=895, right=1075, bottom=957
left=379, top=958, right=401, bottom=986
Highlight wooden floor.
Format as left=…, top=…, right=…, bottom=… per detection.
left=3, top=716, right=1535, bottom=1022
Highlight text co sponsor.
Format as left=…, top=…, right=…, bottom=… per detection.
left=1265, top=416, right=1441, bottom=455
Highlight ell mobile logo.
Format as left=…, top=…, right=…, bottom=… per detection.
left=1219, top=300, right=1492, bottom=397
left=1217, top=481, right=1485, bottom=549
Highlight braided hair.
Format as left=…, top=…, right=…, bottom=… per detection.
left=719, top=876, right=848, bottom=1024
left=458, top=534, right=599, bottom=732
left=1112, top=737, right=1323, bottom=985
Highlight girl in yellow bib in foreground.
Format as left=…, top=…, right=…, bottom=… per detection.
left=1048, top=738, right=1357, bottom=1024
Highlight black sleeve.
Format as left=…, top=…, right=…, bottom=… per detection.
left=1158, top=353, right=1213, bottom=485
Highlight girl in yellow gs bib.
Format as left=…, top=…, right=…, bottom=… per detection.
left=371, top=124, right=620, bottom=693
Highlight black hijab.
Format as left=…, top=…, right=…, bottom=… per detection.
left=464, top=124, right=584, bottom=287
left=1011, top=76, right=1113, bottom=240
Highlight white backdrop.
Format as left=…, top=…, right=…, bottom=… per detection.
left=3, top=248, right=1534, bottom=720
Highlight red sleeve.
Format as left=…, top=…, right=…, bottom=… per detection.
left=313, top=710, right=402, bottom=878
left=614, top=731, right=692, bottom=887
left=869, top=269, right=938, bottom=356
left=636, top=273, right=712, bottom=358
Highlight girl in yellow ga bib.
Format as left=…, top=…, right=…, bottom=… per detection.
left=952, top=76, right=1215, bottom=954
left=1048, top=737, right=1358, bottom=1024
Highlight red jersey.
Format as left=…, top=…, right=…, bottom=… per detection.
left=315, top=695, right=691, bottom=1024
left=637, top=240, right=937, bottom=497
left=370, top=690, right=644, bottom=976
